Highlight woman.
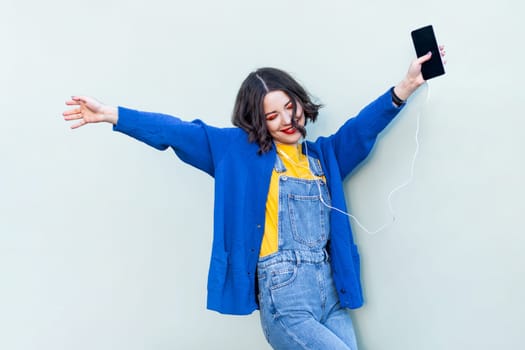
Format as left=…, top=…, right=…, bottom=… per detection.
left=63, top=47, right=445, bottom=349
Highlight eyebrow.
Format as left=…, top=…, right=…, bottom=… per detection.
left=264, top=100, right=293, bottom=117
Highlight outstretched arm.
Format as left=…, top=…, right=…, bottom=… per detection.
left=63, top=96, right=118, bottom=129
left=63, top=96, right=220, bottom=175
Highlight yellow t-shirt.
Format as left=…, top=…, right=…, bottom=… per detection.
left=259, top=143, right=325, bottom=257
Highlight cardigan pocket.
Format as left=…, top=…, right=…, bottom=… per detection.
left=207, top=250, right=230, bottom=290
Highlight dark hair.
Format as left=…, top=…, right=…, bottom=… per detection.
left=232, top=67, right=322, bottom=154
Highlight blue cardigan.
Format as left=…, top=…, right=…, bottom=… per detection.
left=113, top=88, right=403, bottom=315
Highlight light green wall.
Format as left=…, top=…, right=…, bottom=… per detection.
left=1, top=0, right=524, bottom=349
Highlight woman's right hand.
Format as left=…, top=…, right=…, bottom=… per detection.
left=63, top=96, right=118, bottom=129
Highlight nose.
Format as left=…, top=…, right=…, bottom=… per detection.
left=281, top=109, right=293, bottom=125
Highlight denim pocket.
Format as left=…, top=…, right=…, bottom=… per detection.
left=268, top=263, right=297, bottom=290
left=288, top=194, right=328, bottom=248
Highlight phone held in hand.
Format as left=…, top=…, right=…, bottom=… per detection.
left=411, top=25, right=445, bottom=80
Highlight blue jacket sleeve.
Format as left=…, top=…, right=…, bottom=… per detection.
left=329, top=88, right=405, bottom=178
left=113, top=106, right=216, bottom=176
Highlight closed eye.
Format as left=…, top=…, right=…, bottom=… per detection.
left=265, top=113, right=278, bottom=121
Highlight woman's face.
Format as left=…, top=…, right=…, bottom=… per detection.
left=263, top=90, right=304, bottom=145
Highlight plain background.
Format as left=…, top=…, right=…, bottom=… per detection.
left=1, top=0, right=524, bottom=349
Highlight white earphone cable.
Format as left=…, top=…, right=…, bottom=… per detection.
left=280, top=83, right=430, bottom=235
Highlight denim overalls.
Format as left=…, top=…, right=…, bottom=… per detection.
left=257, top=153, right=358, bottom=350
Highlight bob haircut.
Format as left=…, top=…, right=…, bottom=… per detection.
left=232, top=67, right=322, bottom=154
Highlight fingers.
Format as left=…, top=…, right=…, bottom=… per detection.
left=417, top=51, right=433, bottom=64
left=63, top=113, right=84, bottom=122
left=438, top=45, right=447, bottom=65
left=70, top=119, right=87, bottom=129
left=417, top=45, right=446, bottom=64
left=63, top=104, right=84, bottom=128
left=439, top=45, right=446, bottom=57
left=64, top=95, right=94, bottom=129
left=71, top=95, right=88, bottom=103
left=64, top=96, right=88, bottom=126
left=63, top=104, right=84, bottom=123
left=65, top=96, right=84, bottom=104
left=62, top=107, right=81, bottom=117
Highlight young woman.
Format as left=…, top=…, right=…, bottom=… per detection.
left=63, top=48, right=445, bottom=350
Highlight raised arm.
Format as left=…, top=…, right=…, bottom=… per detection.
left=327, top=45, right=446, bottom=177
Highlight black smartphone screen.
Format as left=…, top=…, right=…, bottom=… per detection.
left=411, top=25, right=445, bottom=80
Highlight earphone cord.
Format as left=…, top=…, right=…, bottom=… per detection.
left=281, top=83, right=429, bottom=235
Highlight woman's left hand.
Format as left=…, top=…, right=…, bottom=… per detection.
left=394, top=45, right=446, bottom=101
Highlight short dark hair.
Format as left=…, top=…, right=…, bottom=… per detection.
left=232, top=67, right=322, bottom=154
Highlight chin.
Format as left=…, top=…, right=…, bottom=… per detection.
left=277, top=136, right=301, bottom=145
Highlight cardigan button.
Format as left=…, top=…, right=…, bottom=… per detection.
left=340, top=288, right=347, bottom=294
left=257, top=224, right=261, bottom=229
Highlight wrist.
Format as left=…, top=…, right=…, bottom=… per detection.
left=390, top=87, right=406, bottom=107
left=102, top=106, right=119, bottom=125
left=394, top=77, right=420, bottom=101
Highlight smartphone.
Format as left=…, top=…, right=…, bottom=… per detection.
left=411, top=25, right=445, bottom=80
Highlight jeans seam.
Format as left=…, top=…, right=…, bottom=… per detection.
left=276, top=316, right=313, bottom=350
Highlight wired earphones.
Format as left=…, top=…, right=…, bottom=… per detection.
left=277, top=83, right=430, bottom=235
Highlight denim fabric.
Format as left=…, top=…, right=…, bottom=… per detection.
left=257, top=155, right=358, bottom=350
